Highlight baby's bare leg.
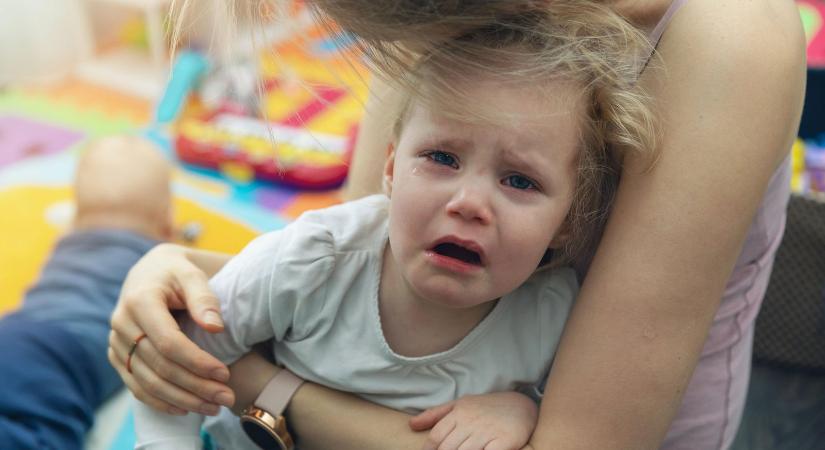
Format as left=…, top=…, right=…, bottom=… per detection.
left=73, top=136, right=173, bottom=240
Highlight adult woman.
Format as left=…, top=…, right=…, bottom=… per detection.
left=109, top=0, right=806, bottom=448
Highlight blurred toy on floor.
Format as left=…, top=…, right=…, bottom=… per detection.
left=154, top=3, right=367, bottom=191
left=793, top=137, right=825, bottom=195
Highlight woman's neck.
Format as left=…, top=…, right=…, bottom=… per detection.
left=378, top=243, right=497, bottom=357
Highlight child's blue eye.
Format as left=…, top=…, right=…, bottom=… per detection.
left=504, top=174, right=536, bottom=190
left=426, top=151, right=458, bottom=168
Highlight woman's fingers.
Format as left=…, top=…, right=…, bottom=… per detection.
left=108, top=330, right=229, bottom=413
left=130, top=354, right=221, bottom=416
left=108, top=341, right=188, bottom=415
left=108, top=243, right=236, bottom=413
left=124, top=288, right=229, bottom=383
left=108, top=345, right=187, bottom=416
left=147, top=346, right=235, bottom=408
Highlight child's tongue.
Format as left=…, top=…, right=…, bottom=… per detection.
left=433, top=242, right=481, bottom=265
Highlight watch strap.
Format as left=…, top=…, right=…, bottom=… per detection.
left=253, top=368, right=304, bottom=416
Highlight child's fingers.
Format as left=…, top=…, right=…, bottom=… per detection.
left=438, top=426, right=473, bottom=450
left=483, top=438, right=516, bottom=450
left=458, top=434, right=495, bottom=450
left=422, top=415, right=456, bottom=450
left=410, top=401, right=455, bottom=431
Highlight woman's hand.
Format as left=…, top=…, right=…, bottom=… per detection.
left=108, top=243, right=236, bottom=416
left=410, top=392, right=539, bottom=450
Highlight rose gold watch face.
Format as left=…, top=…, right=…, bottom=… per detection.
left=241, top=409, right=293, bottom=450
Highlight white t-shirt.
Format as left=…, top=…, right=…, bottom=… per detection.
left=134, top=194, right=578, bottom=450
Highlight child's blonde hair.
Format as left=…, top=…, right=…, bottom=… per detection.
left=334, top=1, right=658, bottom=271
left=172, top=0, right=658, bottom=271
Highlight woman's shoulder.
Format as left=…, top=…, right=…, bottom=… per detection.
left=630, top=0, right=806, bottom=171
left=655, top=0, right=805, bottom=73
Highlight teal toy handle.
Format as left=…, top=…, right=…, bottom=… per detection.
left=155, top=51, right=210, bottom=124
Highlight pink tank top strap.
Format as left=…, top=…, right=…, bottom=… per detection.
left=648, top=0, right=690, bottom=48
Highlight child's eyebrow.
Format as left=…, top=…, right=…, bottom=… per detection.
left=424, top=137, right=473, bottom=151
left=499, top=147, right=554, bottom=175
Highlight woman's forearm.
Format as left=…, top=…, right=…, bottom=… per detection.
left=226, top=349, right=282, bottom=415
left=287, top=383, right=428, bottom=450
left=227, top=352, right=427, bottom=449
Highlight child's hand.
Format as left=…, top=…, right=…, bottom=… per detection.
left=410, top=391, right=538, bottom=450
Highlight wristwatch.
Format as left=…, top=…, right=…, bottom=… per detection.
left=240, top=368, right=305, bottom=450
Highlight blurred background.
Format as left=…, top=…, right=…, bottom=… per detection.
left=0, top=2, right=365, bottom=446
left=0, top=1, right=823, bottom=449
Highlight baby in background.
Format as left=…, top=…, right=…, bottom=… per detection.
left=0, top=136, right=172, bottom=450
left=133, top=2, right=655, bottom=449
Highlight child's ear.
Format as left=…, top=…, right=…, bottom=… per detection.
left=383, top=143, right=396, bottom=196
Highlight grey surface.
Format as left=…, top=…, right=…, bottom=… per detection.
left=731, top=363, right=825, bottom=450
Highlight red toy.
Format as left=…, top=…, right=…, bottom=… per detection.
left=175, top=107, right=355, bottom=190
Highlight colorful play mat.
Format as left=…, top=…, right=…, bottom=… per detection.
left=0, top=2, right=823, bottom=449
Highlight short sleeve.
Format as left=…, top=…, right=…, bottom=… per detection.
left=520, top=267, right=579, bottom=400
left=183, top=220, right=336, bottom=365
left=537, top=267, right=578, bottom=353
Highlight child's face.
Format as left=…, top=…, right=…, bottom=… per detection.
left=384, top=77, right=581, bottom=309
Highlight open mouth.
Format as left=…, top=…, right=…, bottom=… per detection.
left=432, top=242, right=483, bottom=266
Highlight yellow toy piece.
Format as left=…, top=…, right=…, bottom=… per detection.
left=791, top=138, right=806, bottom=193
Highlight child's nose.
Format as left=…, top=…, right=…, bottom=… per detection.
left=445, top=182, right=494, bottom=225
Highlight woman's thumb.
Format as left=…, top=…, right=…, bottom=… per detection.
left=197, top=304, right=224, bottom=332
left=178, top=271, right=224, bottom=332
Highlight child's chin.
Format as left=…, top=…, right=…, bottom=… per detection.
left=421, top=286, right=487, bottom=310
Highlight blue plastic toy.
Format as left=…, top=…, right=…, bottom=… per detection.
left=155, top=50, right=210, bottom=124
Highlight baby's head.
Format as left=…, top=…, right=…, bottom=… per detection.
left=381, top=1, right=655, bottom=306
left=73, top=136, right=173, bottom=241
left=382, top=0, right=655, bottom=267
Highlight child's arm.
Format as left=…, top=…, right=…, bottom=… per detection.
left=408, top=392, right=538, bottom=450
left=132, top=398, right=204, bottom=450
